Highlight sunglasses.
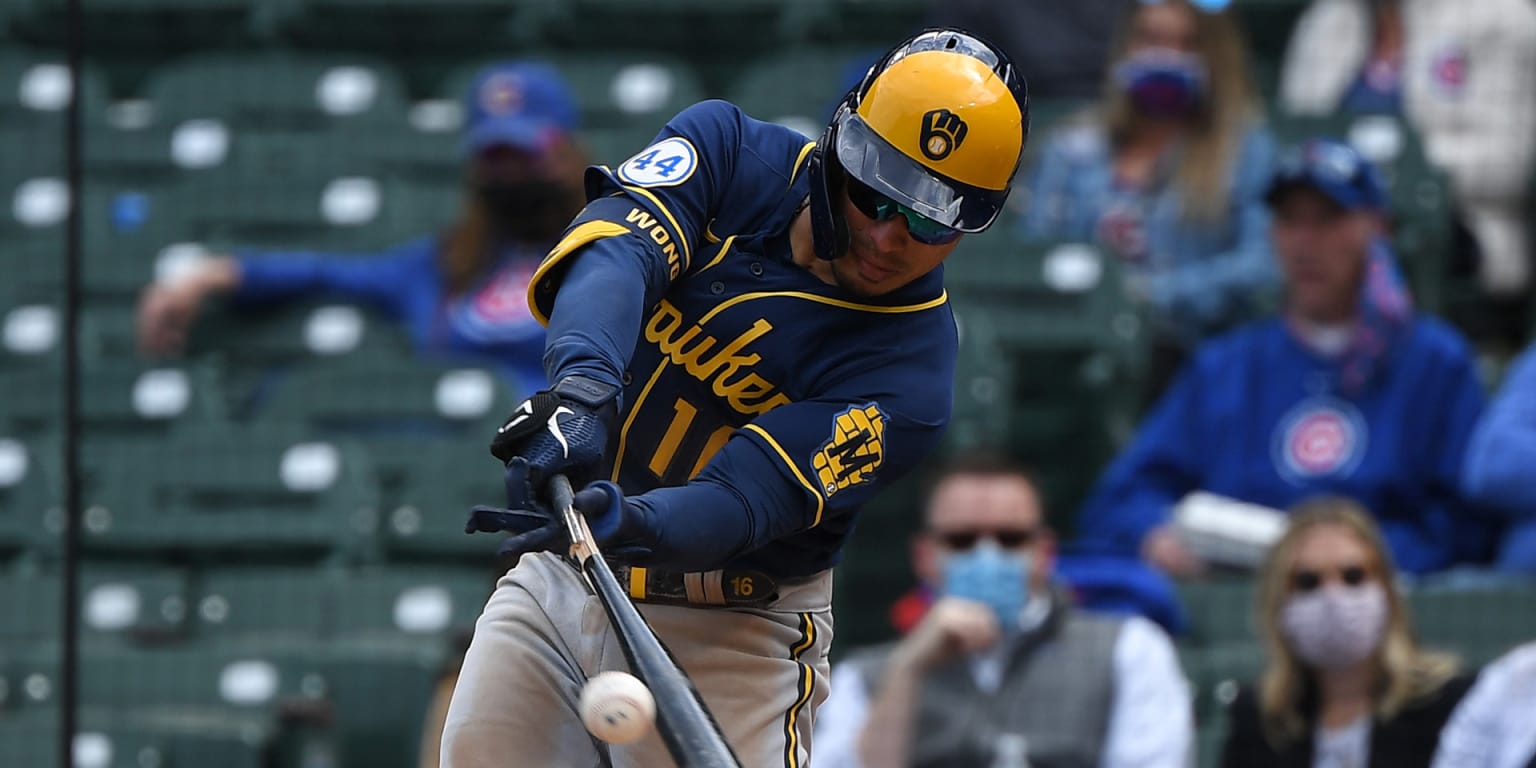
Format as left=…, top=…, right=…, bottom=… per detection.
left=845, top=176, right=963, bottom=246
left=935, top=527, right=1040, bottom=551
left=1290, top=563, right=1372, bottom=593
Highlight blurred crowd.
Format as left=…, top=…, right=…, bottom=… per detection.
left=120, top=0, right=1536, bottom=765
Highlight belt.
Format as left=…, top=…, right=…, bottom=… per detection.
left=605, top=563, right=779, bottom=609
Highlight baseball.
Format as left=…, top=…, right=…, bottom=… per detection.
left=579, top=671, right=656, bottom=744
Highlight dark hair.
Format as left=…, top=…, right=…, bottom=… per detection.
left=920, top=447, right=1037, bottom=499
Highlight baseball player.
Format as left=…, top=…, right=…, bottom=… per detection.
left=441, top=28, right=1030, bottom=767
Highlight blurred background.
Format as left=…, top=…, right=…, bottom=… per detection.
left=2, top=0, right=1534, bottom=766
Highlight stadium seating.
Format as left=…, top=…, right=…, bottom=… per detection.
left=726, top=47, right=874, bottom=135
left=80, top=424, right=381, bottom=562
left=440, top=52, right=706, bottom=136
left=145, top=53, right=409, bottom=130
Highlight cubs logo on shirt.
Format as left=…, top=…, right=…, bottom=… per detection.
left=1272, top=398, right=1369, bottom=483
left=1430, top=44, right=1469, bottom=98
left=449, top=257, right=543, bottom=343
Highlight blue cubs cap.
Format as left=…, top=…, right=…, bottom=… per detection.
left=463, top=61, right=579, bottom=156
left=1265, top=138, right=1388, bottom=211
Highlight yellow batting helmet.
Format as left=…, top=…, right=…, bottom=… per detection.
left=808, top=28, right=1029, bottom=259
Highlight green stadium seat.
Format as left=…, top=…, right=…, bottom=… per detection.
left=944, top=237, right=1146, bottom=515
left=79, top=565, right=194, bottom=643
left=0, top=565, right=193, bottom=646
left=260, top=358, right=513, bottom=433
left=12, top=0, right=262, bottom=50
left=328, top=566, right=492, bottom=640
left=83, top=122, right=179, bottom=182
left=166, top=172, right=431, bottom=249
left=0, top=704, right=335, bottom=768
left=0, top=123, right=65, bottom=191
left=1181, top=642, right=1265, bottom=722
left=0, top=433, right=58, bottom=559
left=192, top=566, right=337, bottom=641
left=1408, top=583, right=1536, bottom=665
left=582, top=126, right=670, bottom=169
left=383, top=440, right=509, bottom=560
left=0, top=51, right=109, bottom=124
left=0, top=361, right=227, bottom=441
left=727, top=48, right=872, bottom=134
left=1177, top=578, right=1261, bottom=647
left=948, top=303, right=1016, bottom=451
left=81, top=425, right=381, bottom=561
left=175, top=301, right=416, bottom=411
left=442, top=53, right=705, bottom=133
left=347, top=126, right=461, bottom=184
left=145, top=53, right=409, bottom=130
left=273, top=0, right=539, bottom=50
left=946, top=238, right=1143, bottom=357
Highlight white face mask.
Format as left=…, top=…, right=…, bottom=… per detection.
left=1280, top=582, right=1390, bottom=670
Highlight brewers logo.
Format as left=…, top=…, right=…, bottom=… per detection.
left=919, top=109, right=968, bottom=161
left=811, top=403, right=887, bottom=497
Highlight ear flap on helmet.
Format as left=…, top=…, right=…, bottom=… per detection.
left=808, top=113, right=851, bottom=261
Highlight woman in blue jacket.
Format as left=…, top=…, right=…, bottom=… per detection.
left=1076, top=140, right=1489, bottom=578
left=136, top=61, right=586, bottom=395
left=1020, top=0, right=1279, bottom=401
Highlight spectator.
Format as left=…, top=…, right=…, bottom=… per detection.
left=1433, top=641, right=1536, bottom=768
left=1278, top=0, right=1536, bottom=308
left=1076, top=139, right=1488, bottom=578
left=135, top=61, right=588, bottom=395
left=1462, top=343, right=1536, bottom=573
left=926, top=0, right=1133, bottom=100
left=1221, top=497, right=1477, bottom=768
left=814, top=452, right=1191, bottom=768
left=1020, top=0, right=1278, bottom=400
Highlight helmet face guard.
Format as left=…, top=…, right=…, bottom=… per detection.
left=808, top=28, right=1030, bottom=260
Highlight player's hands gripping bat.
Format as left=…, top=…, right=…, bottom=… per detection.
left=465, top=479, right=655, bottom=562
left=548, top=474, right=741, bottom=768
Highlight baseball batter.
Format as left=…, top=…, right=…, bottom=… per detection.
left=442, top=28, right=1031, bottom=767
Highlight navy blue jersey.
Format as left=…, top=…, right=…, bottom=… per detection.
left=529, top=101, right=958, bottom=577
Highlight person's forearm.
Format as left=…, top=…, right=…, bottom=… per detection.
left=629, top=436, right=808, bottom=571
left=856, top=652, right=926, bottom=768
left=193, top=256, right=242, bottom=294
left=543, top=235, right=667, bottom=391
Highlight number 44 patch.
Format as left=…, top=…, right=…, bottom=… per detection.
left=617, top=136, right=698, bottom=187
left=811, top=403, right=887, bottom=498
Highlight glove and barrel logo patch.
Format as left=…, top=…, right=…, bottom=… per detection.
left=811, top=403, right=887, bottom=497
left=919, top=108, right=968, bottom=161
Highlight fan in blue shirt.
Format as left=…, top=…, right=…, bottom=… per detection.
left=135, top=61, right=588, bottom=395
left=1463, top=343, right=1536, bottom=572
left=1077, top=138, right=1490, bottom=577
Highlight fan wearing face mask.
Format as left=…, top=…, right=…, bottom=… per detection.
left=135, top=61, right=587, bottom=396
left=1221, top=497, right=1478, bottom=768
left=814, top=451, right=1192, bottom=768
left=1020, top=0, right=1279, bottom=405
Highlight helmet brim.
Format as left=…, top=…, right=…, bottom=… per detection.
left=834, top=113, right=1010, bottom=234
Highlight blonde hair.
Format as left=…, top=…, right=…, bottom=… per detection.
left=1102, top=0, right=1259, bottom=223
left=1254, top=496, right=1460, bottom=746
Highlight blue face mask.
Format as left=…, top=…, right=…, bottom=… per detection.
left=942, top=541, right=1033, bottom=629
left=1116, top=48, right=1208, bottom=120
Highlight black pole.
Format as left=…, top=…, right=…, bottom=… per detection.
left=59, top=0, right=86, bottom=763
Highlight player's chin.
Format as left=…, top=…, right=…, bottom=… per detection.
left=831, top=258, right=900, bottom=298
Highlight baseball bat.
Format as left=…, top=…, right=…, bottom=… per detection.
left=550, top=474, right=741, bottom=768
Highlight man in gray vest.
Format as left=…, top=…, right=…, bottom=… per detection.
left=814, top=452, right=1193, bottom=767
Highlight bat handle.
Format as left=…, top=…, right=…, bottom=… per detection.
left=549, top=473, right=576, bottom=512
